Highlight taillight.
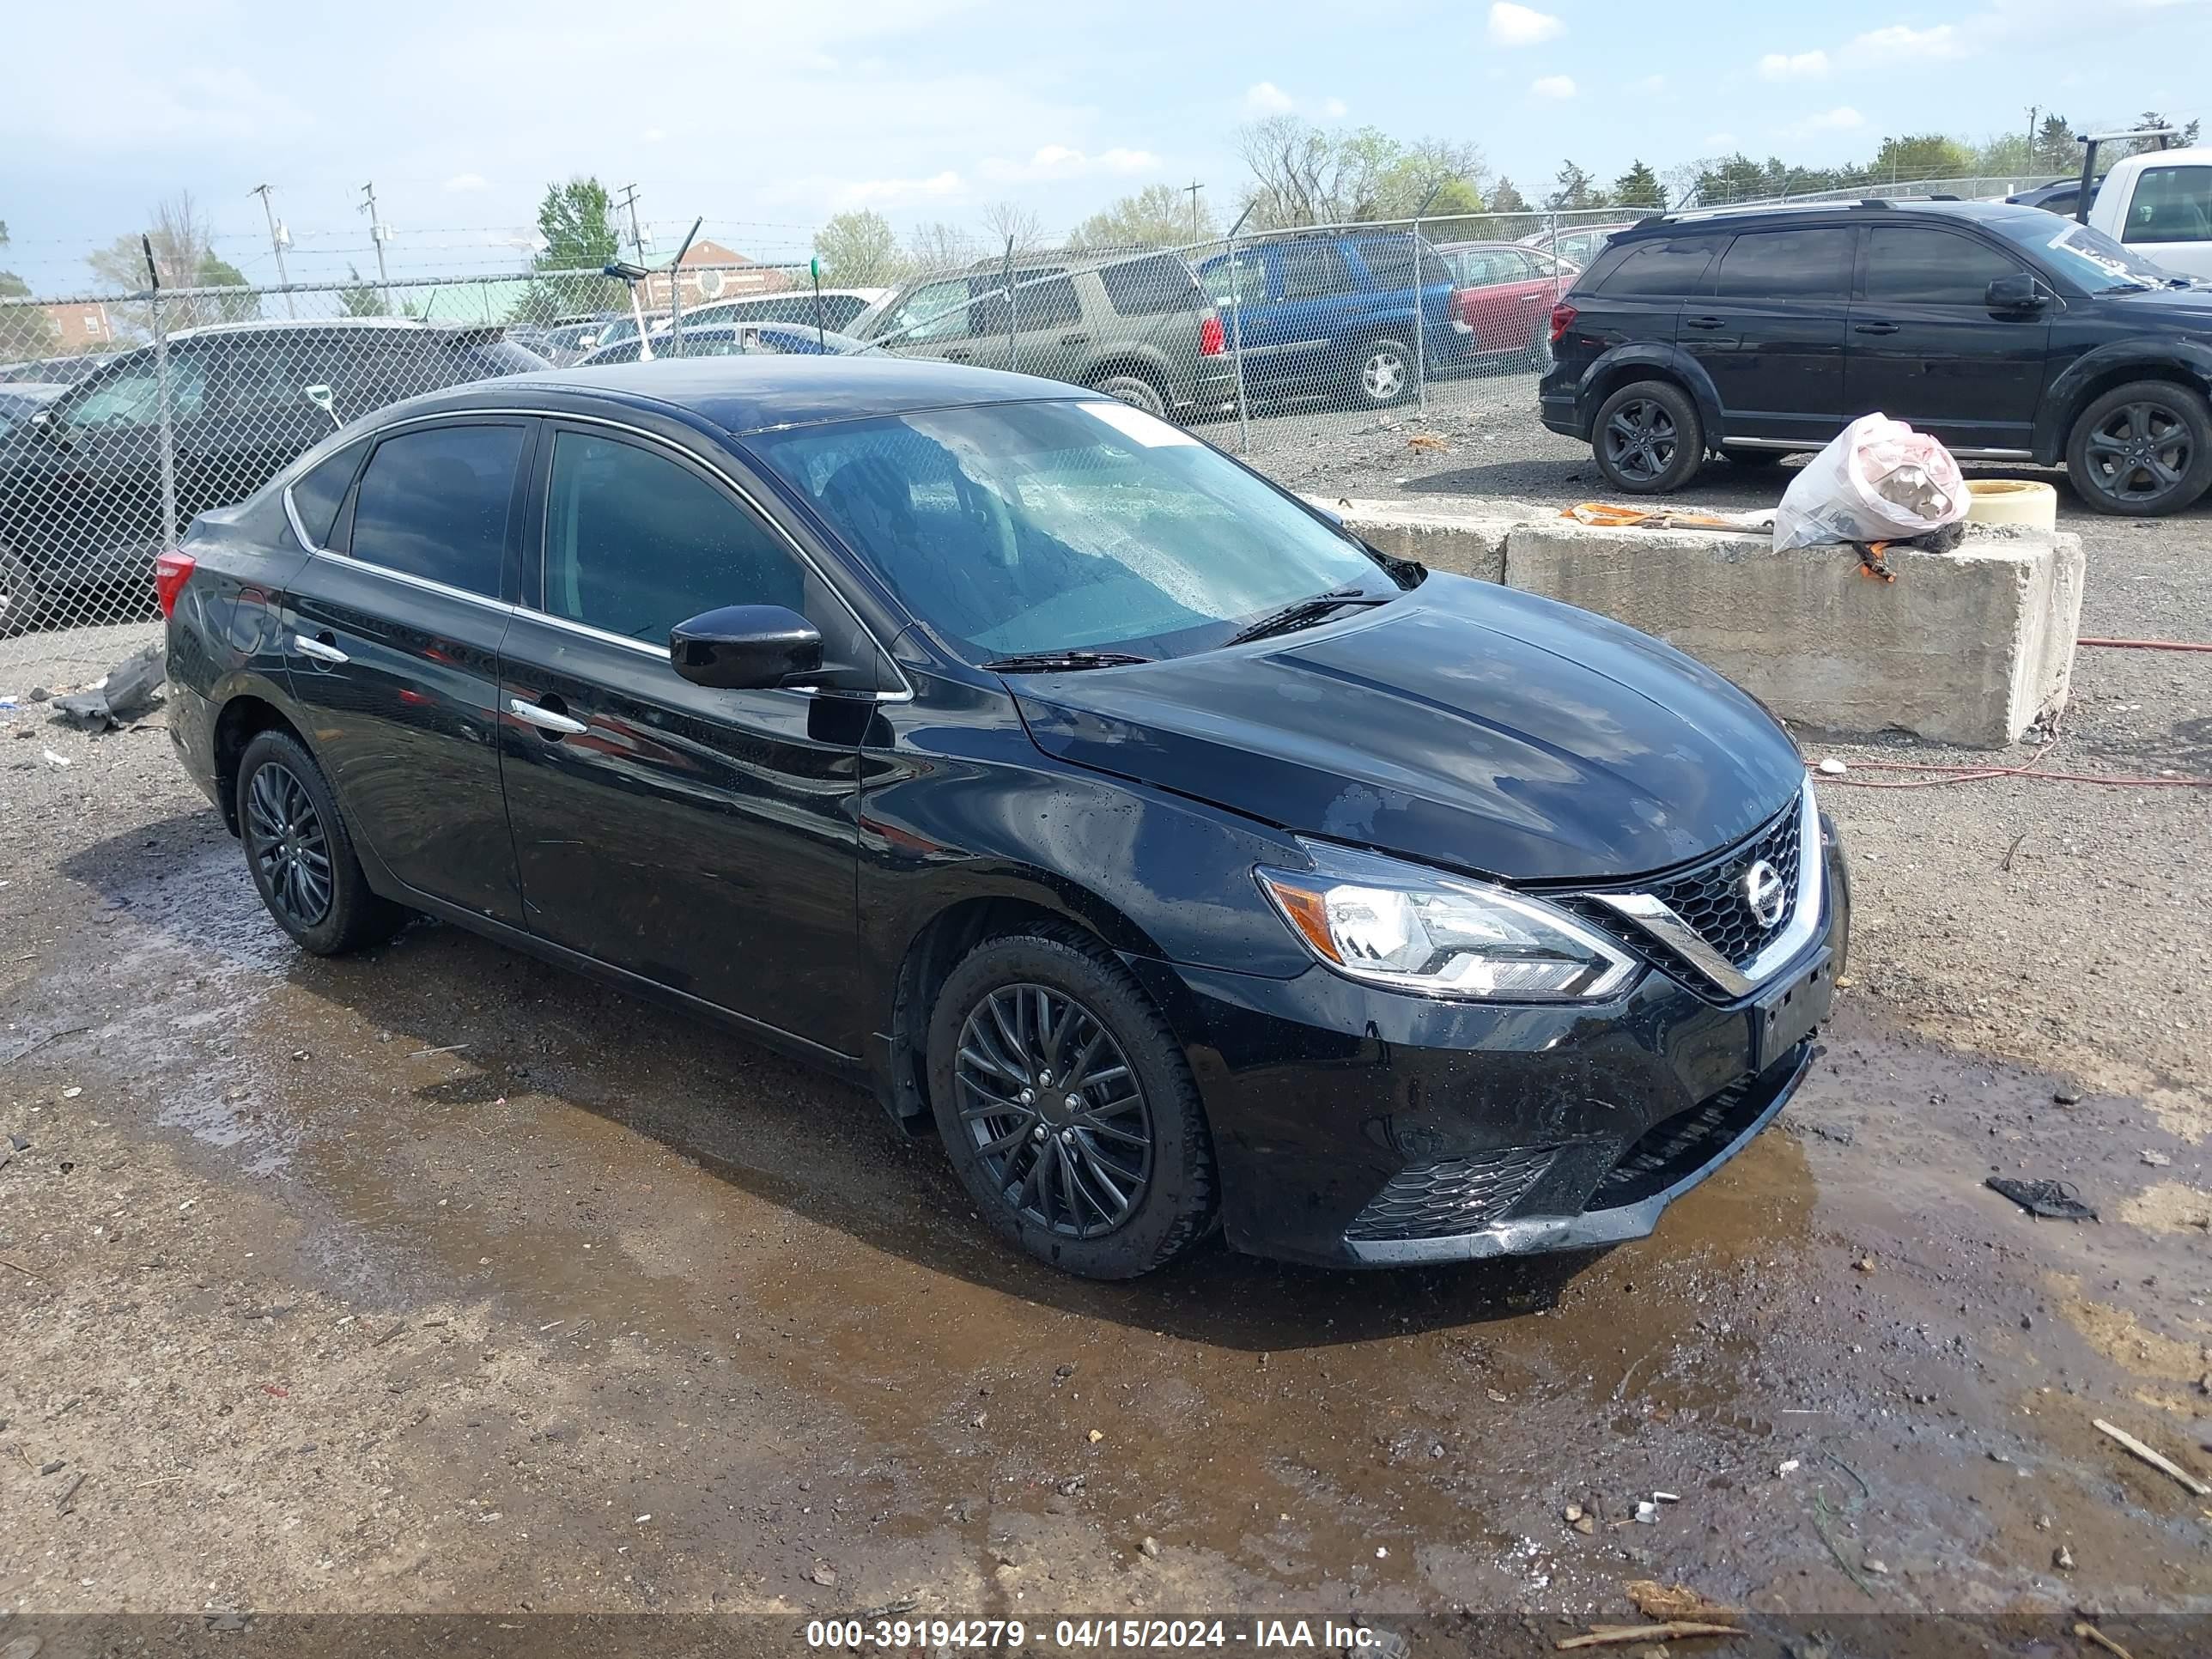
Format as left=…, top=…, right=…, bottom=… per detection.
left=153, top=549, right=196, bottom=618
left=1548, top=301, right=1577, bottom=344
left=1200, top=314, right=1225, bottom=356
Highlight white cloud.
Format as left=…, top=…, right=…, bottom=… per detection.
left=1785, top=105, right=1866, bottom=137
left=1488, top=3, right=1564, bottom=46
left=1529, top=74, right=1577, bottom=100
left=1758, top=49, right=1828, bottom=80
left=641, top=126, right=667, bottom=143
left=442, top=172, right=488, bottom=192
left=836, top=169, right=965, bottom=208
left=1243, top=81, right=1294, bottom=114
left=1320, top=96, right=1349, bottom=118
left=979, top=144, right=1160, bottom=183
left=1850, top=22, right=1969, bottom=59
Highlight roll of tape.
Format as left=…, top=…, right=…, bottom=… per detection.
left=1964, top=478, right=2057, bottom=530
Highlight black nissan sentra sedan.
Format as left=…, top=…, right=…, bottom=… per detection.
left=160, top=357, right=1848, bottom=1279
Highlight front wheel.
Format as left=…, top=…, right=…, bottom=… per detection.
left=927, top=924, right=1215, bottom=1279
left=1351, top=338, right=1413, bottom=407
left=1591, top=379, right=1705, bottom=495
left=2065, top=380, right=2212, bottom=517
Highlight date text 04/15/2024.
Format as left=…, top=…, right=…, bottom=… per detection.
left=805, top=1617, right=1395, bottom=1650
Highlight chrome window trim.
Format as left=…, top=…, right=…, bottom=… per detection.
left=301, top=404, right=916, bottom=702
left=281, top=486, right=325, bottom=556
left=1589, top=777, right=1823, bottom=1000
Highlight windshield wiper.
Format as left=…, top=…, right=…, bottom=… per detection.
left=1223, top=585, right=1392, bottom=648
left=983, top=650, right=1154, bottom=673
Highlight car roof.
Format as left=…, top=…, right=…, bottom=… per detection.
left=1613, top=198, right=2063, bottom=240
left=2105, top=143, right=2212, bottom=175
left=417, top=354, right=1090, bottom=436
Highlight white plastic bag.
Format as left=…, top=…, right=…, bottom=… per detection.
left=1772, top=413, right=1968, bottom=550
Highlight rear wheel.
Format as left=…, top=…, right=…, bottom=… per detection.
left=1088, top=372, right=1168, bottom=418
left=235, top=729, right=405, bottom=956
left=2064, top=380, right=2212, bottom=517
left=927, top=923, right=1214, bottom=1279
left=1351, top=337, right=1413, bottom=407
left=1592, top=379, right=1705, bottom=495
left=0, top=546, right=40, bottom=639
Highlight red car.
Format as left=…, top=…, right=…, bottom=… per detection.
left=1437, top=241, right=1580, bottom=363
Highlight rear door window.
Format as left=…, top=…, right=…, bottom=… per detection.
left=1597, top=239, right=1719, bottom=296
left=973, top=269, right=1082, bottom=333
left=346, top=422, right=526, bottom=599
left=2120, top=166, right=2212, bottom=245
left=1099, top=255, right=1205, bottom=317
left=1863, top=227, right=2027, bottom=304
left=1279, top=242, right=1354, bottom=300
left=1711, top=228, right=1856, bottom=300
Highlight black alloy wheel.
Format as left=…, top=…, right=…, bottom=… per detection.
left=245, top=760, right=334, bottom=929
left=1603, top=396, right=1680, bottom=483
left=1591, top=378, right=1705, bottom=495
left=2067, top=382, right=2212, bottom=515
left=952, top=982, right=1153, bottom=1239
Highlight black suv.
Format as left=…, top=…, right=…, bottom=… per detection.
left=1540, top=200, right=2212, bottom=515
left=0, top=319, right=544, bottom=634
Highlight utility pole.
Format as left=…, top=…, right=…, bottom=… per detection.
left=358, top=182, right=392, bottom=313
left=616, top=184, right=647, bottom=262
left=250, top=184, right=295, bottom=318
left=1185, top=178, right=1205, bottom=240
left=2026, top=106, right=2039, bottom=173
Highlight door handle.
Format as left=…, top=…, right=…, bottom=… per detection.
left=1853, top=321, right=1900, bottom=335
left=508, top=697, right=587, bottom=737
left=1060, top=332, right=1090, bottom=346
left=1682, top=315, right=1724, bottom=331
left=291, top=632, right=348, bottom=665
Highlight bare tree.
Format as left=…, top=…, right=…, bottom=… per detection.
left=1237, top=114, right=1346, bottom=228
left=979, top=200, right=1047, bottom=256
left=1236, top=118, right=1488, bottom=228
left=906, top=220, right=981, bottom=275
left=86, top=191, right=258, bottom=331
left=1070, top=184, right=1216, bottom=250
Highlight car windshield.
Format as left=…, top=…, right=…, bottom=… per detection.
left=2005, top=217, right=2184, bottom=290
left=747, top=399, right=1400, bottom=663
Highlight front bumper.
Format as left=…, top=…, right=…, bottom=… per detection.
left=1130, top=817, right=1848, bottom=1268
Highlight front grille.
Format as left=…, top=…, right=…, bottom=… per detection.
left=1343, top=1146, right=1558, bottom=1243
left=1653, top=803, right=1801, bottom=968
left=1589, top=1068, right=1774, bottom=1208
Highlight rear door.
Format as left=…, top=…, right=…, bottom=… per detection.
left=280, top=416, right=531, bottom=924
left=1845, top=223, right=2051, bottom=452
left=975, top=266, right=1083, bottom=383
left=1273, top=240, right=1363, bottom=391
left=497, top=422, right=884, bottom=1051
left=1681, top=226, right=1856, bottom=444
left=190, top=331, right=327, bottom=517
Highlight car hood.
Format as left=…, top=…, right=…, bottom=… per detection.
left=2101, top=283, right=2212, bottom=323
left=1012, top=574, right=1807, bottom=884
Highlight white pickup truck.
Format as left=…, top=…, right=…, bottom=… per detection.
left=2085, top=145, right=2212, bottom=279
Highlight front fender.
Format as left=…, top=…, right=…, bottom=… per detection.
left=1573, top=343, right=1725, bottom=448
left=2035, top=340, right=2212, bottom=463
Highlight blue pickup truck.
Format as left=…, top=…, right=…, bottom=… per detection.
left=1194, top=231, right=1468, bottom=408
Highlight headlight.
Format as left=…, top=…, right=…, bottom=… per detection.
left=1256, top=840, right=1638, bottom=1002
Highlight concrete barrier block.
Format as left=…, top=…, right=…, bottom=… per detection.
left=1499, top=520, right=2081, bottom=748
left=1311, top=496, right=1547, bottom=585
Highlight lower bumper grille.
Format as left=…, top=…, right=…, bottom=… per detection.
left=1589, top=1064, right=1780, bottom=1209
left=1343, top=1146, right=1558, bottom=1243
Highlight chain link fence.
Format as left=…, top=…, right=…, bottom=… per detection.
left=0, top=210, right=1624, bottom=692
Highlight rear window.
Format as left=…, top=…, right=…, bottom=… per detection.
left=288, top=438, right=369, bottom=548
left=1596, top=238, right=1718, bottom=297
left=1711, top=228, right=1855, bottom=300
left=1098, top=255, right=1205, bottom=318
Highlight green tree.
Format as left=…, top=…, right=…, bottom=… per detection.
left=1869, top=133, right=1975, bottom=183
left=2033, top=113, right=2075, bottom=172
left=1610, top=160, right=1667, bottom=210
left=1546, top=161, right=1608, bottom=211
left=2123, top=111, right=2200, bottom=155
left=337, top=264, right=389, bottom=317
left=1488, top=176, right=1532, bottom=213
left=1070, top=185, right=1214, bottom=249
left=812, top=210, right=910, bottom=285
left=534, top=177, right=620, bottom=272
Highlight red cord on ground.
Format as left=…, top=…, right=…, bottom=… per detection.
left=2076, top=637, right=2212, bottom=653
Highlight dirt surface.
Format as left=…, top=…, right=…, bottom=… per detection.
left=3, top=405, right=2210, bottom=1647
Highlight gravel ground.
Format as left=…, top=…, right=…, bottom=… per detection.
left=1, top=402, right=2209, bottom=1648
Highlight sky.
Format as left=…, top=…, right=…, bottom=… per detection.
left=2, top=0, right=2208, bottom=295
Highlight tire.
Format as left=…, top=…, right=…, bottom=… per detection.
left=1591, top=379, right=1705, bottom=495
left=1088, top=373, right=1168, bottom=418
left=2064, top=380, right=2212, bottom=518
left=1721, top=447, right=1788, bottom=469
left=1350, top=337, right=1413, bottom=408
left=926, top=922, right=1215, bottom=1279
left=235, top=729, right=406, bottom=956
left=0, top=545, right=40, bottom=639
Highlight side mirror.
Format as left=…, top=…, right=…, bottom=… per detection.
left=670, top=605, right=822, bottom=690
left=1987, top=273, right=2046, bottom=311
left=302, top=384, right=340, bottom=430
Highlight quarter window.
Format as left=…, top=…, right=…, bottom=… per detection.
left=2120, top=166, right=2212, bottom=245
left=1711, top=228, right=1856, bottom=300
left=1099, top=255, right=1206, bottom=318
left=347, top=423, right=524, bottom=598
left=541, top=430, right=804, bottom=643
left=1863, top=228, right=2026, bottom=305
left=289, top=438, right=370, bottom=548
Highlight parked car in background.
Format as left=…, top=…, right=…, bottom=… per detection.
left=0, top=319, right=546, bottom=635
left=851, top=251, right=1231, bottom=419
left=588, top=311, right=672, bottom=353
left=2008, top=177, right=2102, bottom=217
left=1540, top=199, right=2212, bottom=514
left=163, top=355, right=1845, bottom=1279
left=2085, top=146, right=2212, bottom=279
left=535, top=319, right=617, bottom=366
left=1520, top=222, right=1637, bottom=270
left=655, top=289, right=890, bottom=336
left=576, top=323, right=867, bottom=367
left=0, top=382, right=64, bottom=437
left=0, top=351, right=120, bottom=387
left=1194, top=232, right=1468, bottom=408
left=1437, top=241, right=1578, bottom=364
